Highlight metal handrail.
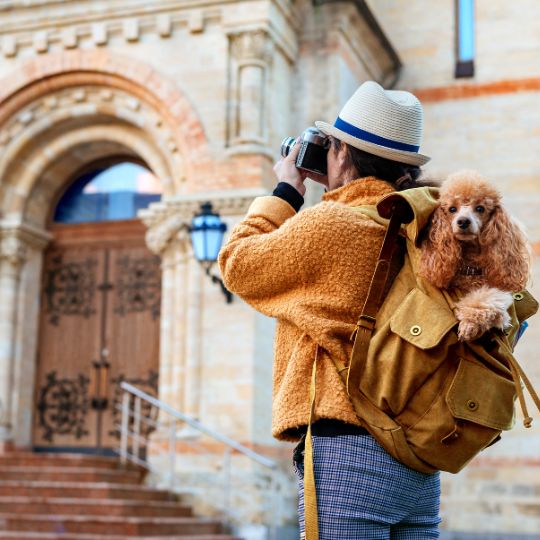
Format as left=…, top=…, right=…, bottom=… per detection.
left=116, top=381, right=285, bottom=535
left=119, top=381, right=277, bottom=469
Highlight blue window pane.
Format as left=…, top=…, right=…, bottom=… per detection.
left=54, top=162, right=162, bottom=224
left=458, top=0, right=475, bottom=62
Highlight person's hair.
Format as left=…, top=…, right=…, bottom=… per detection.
left=330, top=137, right=438, bottom=191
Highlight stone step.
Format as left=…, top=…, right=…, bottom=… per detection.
left=0, top=453, right=134, bottom=470
left=0, top=467, right=143, bottom=484
left=0, top=534, right=238, bottom=540
left=0, top=515, right=223, bottom=536
left=0, top=481, right=173, bottom=501
left=0, top=497, right=192, bottom=517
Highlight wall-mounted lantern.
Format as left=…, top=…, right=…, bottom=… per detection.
left=189, top=202, right=233, bottom=303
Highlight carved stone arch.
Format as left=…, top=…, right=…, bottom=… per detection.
left=23, top=124, right=175, bottom=228
left=0, top=50, right=214, bottom=206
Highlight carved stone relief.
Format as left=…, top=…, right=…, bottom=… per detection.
left=227, top=29, right=275, bottom=148
left=0, top=86, right=179, bottom=161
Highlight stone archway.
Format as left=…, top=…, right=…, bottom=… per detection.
left=0, top=54, right=212, bottom=448
left=0, top=50, right=213, bottom=192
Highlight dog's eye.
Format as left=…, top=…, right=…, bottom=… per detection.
left=475, top=205, right=485, bottom=213
left=449, top=206, right=457, bottom=213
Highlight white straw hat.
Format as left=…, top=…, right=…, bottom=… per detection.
left=315, top=81, right=430, bottom=166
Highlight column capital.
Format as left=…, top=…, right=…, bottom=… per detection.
left=145, top=214, right=190, bottom=256
left=228, top=29, right=274, bottom=65
left=0, top=233, right=27, bottom=268
left=0, top=222, right=52, bottom=267
left=140, top=191, right=265, bottom=256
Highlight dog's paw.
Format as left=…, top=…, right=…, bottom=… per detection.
left=458, top=320, right=483, bottom=341
left=455, top=287, right=513, bottom=339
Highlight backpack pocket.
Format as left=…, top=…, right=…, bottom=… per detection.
left=404, top=358, right=516, bottom=473
left=390, top=288, right=458, bottom=350
left=364, top=288, right=458, bottom=416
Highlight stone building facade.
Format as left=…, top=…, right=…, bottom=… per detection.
left=0, top=0, right=538, bottom=538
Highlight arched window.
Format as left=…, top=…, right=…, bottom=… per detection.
left=54, top=162, right=162, bottom=224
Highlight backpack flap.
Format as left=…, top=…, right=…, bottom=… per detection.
left=446, top=360, right=516, bottom=431
left=390, top=288, right=457, bottom=350
left=377, top=187, right=439, bottom=246
left=512, top=290, right=539, bottom=324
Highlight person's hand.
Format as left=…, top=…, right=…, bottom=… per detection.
left=303, top=170, right=329, bottom=188
left=273, top=139, right=306, bottom=196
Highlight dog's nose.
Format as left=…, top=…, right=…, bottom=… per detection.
left=458, top=218, right=471, bottom=230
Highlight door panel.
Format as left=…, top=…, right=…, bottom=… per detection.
left=33, top=220, right=160, bottom=452
left=103, top=247, right=161, bottom=447
left=34, top=248, right=104, bottom=448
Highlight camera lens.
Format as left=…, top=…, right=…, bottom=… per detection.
left=280, top=137, right=296, bottom=158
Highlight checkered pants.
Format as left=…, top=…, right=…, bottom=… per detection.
left=293, top=433, right=441, bottom=539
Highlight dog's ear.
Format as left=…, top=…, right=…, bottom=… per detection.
left=481, top=206, right=530, bottom=291
left=419, top=206, right=461, bottom=288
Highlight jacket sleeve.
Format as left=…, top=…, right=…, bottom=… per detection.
left=218, top=195, right=321, bottom=318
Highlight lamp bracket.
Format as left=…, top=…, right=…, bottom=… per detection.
left=204, top=264, right=233, bottom=304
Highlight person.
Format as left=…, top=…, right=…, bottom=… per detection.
left=218, top=81, right=441, bottom=539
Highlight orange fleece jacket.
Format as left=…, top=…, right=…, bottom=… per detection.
left=218, top=177, right=396, bottom=441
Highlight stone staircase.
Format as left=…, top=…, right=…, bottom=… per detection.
left=0, top=452, right=239, bottom=540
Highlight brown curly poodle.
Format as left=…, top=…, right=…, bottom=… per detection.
left=418, top=170, right=530, bottom=341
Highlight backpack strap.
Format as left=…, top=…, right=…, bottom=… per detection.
left=304, top=348, right=319, bottom=540
left=347, top=200, right=413, bottom=398
left=302, top=200, right=413, bottom=540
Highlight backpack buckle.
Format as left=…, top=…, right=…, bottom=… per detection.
left=350, top=315, right=376, bottom=341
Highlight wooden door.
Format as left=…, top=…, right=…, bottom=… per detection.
left=33, top=220, right=161, bottom=452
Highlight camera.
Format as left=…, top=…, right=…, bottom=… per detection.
left=280, top=127, right=330, bottom=175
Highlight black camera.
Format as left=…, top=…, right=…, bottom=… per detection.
left=280, top=127, right=330, bottom=175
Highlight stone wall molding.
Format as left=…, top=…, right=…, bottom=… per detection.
left=139, top=188, right=266, bottom=229
left=0, top=3, right=214, bottom=57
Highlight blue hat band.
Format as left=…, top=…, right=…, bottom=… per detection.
left=334, top=116, right=420, bottom=153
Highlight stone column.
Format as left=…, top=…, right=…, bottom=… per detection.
left=0, top=231, right=26, bottom=443
left=172, top=246, right=189, bottom=412
left=146, top=216, right=204, bottom=419
left=145, top=214, right=191, bottom=412
left=228, top=29, right=274, bottom=148
left=0, top=223, right=50, bottom=446
left=140, top=193, right=264, bottom=421
left=183, top=255, right=203, bottom=418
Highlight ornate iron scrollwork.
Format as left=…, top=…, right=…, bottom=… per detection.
left=36, top=370, right=90, bottom=443
left=114, top=255, right=161, bottom=320
left=109, top=370, right=159, bottom=439
left=43, top=253, right=97, bottom=326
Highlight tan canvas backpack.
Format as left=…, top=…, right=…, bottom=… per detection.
left=303, top=187, right=539, bottom=540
